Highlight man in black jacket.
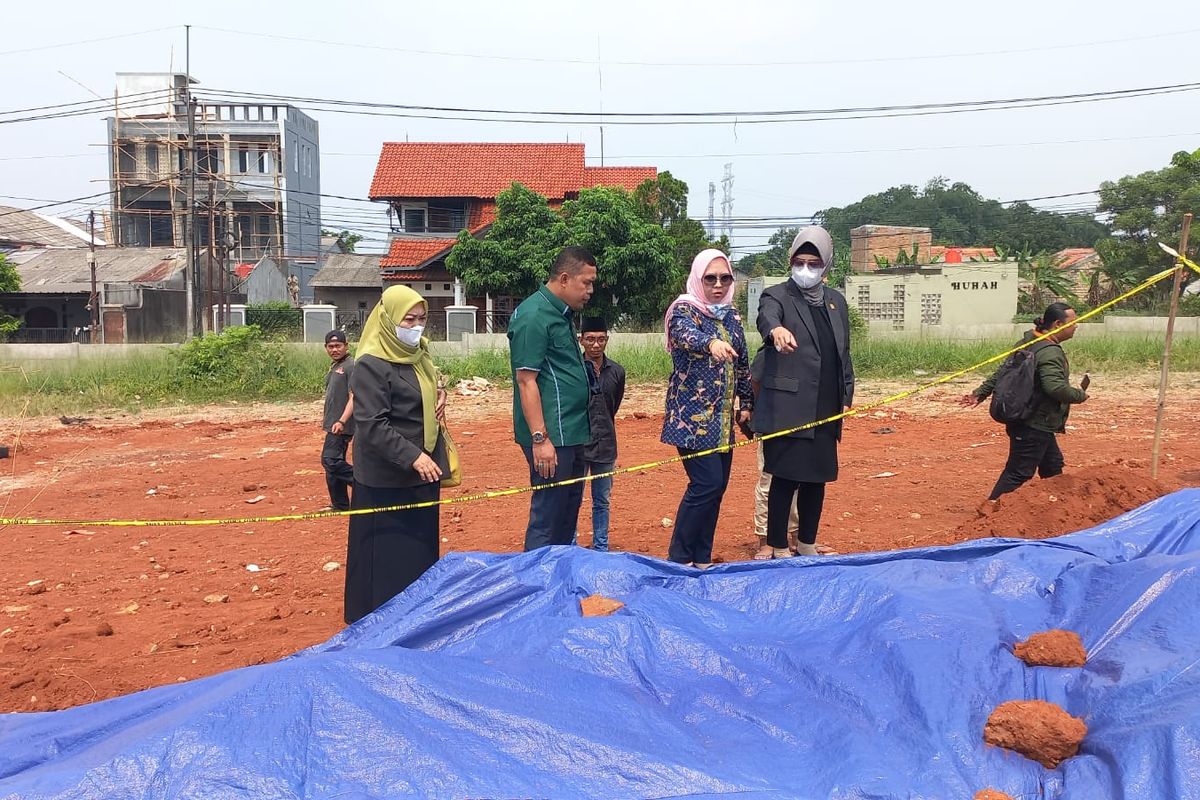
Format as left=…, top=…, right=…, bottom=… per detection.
left=578, top=317, right=626, bottom=551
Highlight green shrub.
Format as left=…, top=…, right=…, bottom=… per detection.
left=246, top=302, right=302, bottom=340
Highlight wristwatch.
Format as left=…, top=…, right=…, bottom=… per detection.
left=531, top=431, right=546, bottom=444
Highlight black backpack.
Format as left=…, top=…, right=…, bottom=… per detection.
left=988, top=341, right=1056, bottom=424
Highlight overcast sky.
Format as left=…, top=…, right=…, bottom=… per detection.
left=3, top=0, right=1198, bottom=254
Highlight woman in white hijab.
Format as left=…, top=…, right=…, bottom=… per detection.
left=752, top=227, right=855, bottom=558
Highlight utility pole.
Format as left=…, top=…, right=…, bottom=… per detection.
left=1150, top=211, right=1193, bottom=479
left=206, top=181, right=216, bottom=333
left=184, top=25, right=197, bottom=339
left=88, top=210, right=100, bottom=343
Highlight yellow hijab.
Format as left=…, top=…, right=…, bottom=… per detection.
left=356, top=285, right=439, bottom=451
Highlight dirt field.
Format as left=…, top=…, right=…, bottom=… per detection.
left=2, top=372, right=1199, bottom=713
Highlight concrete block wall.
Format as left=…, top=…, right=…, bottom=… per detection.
left=850, top=225, right=933, bottom=273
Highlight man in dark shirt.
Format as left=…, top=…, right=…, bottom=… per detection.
left=321, top=330, right=355, bottom=511
left=578, top=317, right=626, bottom=552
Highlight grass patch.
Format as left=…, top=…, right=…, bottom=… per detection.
left=2, top=332, right=1198, bottom=417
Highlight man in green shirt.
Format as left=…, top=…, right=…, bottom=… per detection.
left=508, top=246, right=597, bottom=551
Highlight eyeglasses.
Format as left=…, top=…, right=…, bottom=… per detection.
left=702, top=274, right=735, bottom=286
left=791, top=257, right=823, bottom=268
left=581, top=336, right=609, bottom=345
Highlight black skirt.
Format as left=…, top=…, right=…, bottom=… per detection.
left=343, top=480, right=440, bottom=625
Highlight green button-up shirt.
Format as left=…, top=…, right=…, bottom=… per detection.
left=508, top=285, right=591, bottom=447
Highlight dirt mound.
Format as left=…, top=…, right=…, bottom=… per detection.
left=983, top=700, right=1087, bottom=768
left=952, top=463, right=1168, bottom=541
left=1013, top=630, right=1087, bottom=668
left=974, top=791, right=1014, bottom=800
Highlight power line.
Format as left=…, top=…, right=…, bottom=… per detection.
left=577, top=130, right=1200, bottom=161
left=0, top=26, right=178, bottom=58
left=199, top=81, right=1200, bottom=125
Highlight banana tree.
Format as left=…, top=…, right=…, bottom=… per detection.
left=1018, top=250, right=1078, bottom=313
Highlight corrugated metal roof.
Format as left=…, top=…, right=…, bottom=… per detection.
left=0, top=206, right=100, bottom=249
left=11, top=247, right=185, bottom=294
left=310, top=253, right=383, bottom=288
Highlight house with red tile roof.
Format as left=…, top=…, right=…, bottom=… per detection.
left=362, top=142, right=656, bottom=329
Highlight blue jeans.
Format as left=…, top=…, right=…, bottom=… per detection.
left=583, top=460, right=614, bottom=551
left=667, top=448, right=733, bottom=565
left=521, top=445, right=586, bottom=551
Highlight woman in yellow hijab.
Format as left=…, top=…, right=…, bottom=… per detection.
left=344, top=285, right=449, bottom=625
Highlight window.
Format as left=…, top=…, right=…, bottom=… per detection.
left=443, top=284, right=451, bottom=291
left=238, top=148, right=250, bottom=173
left=145, top=144, right=159, bottom=175
left=117, top=144, right=135, bottom=177
left=401, top=205, right=427, bottom=233
left=425, top=284, right=432, bottom=291
left=197, top=145, right=221, bottom=175
left=358, top=301, right=367, bottom=309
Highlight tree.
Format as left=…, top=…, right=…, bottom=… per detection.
left=816, top=178, right=1107, bottom=253
left=1096, top=148, right=1200, bottom=305
left=1018, top=251, right=1078, bottom=314
left=633, top=171, right=729, bottom=282
left=0, top=253, right=22, bottom=339
left=735, top=227, right=799, bottom=277
left=445, top=183, right=566, bottom=299
left=445, top=182, right=678, bottom=327
left=321, top=228, right=364, bottom=254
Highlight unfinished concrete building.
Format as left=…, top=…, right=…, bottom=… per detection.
left=105, top=73, right=322, bottom=301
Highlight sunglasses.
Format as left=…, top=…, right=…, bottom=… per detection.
left=702, top=273, right=734, bottom=286
left=791, top=257, right=823, bottom=268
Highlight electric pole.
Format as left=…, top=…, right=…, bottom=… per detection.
left=88, top=210, right=99, bottom=343
left=184, top=26, right=197, bottom=339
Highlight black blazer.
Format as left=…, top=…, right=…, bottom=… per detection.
left=752, top=281, right=855, bottom=439
left=350, top=354, right=448, bottom=488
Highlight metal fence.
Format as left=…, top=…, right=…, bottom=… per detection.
left=7, top=327, right=92, bottom=344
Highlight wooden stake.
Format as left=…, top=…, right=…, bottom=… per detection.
left=1150, top=211, right=1192, bottom=480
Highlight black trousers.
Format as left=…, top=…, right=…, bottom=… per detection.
left=521, top=445, right=587, bottom=551
left=668, top=449, right=733, bottom=565
left=321, top=432, right=354, bottom=510
left=766, top=477, right=826, bottom=548
left=344, top=480, right=440, bottom=625
left=988, top=424, right=1065, bottom=500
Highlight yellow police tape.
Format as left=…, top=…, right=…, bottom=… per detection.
left=3, top=254, right=1198, bottom=529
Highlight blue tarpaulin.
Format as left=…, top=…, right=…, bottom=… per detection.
left=2, top=489, right=1200, bottom=799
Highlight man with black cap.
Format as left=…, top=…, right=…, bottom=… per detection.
left=321, top=329, right=355, bottom=511
left=579, top=317, right=625, bottom=551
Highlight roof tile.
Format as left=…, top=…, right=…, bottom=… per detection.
left=379, top=238, right=458, bottom=268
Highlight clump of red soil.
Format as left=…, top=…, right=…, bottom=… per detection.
left=953, top=464, right=1167, bottom=541
left=974, top=790, right=1015, bottom=800
left=579, top=595, right=624, bottom=617
left=983, top=700, right=1087, bottom=768
left=1013, top=630, right=1087, bottom=668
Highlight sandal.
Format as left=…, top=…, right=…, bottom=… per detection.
left=771, top=548, right=794, bottom=559
left=753, top=544, right=774, bottom=561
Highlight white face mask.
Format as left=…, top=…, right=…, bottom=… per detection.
left=791, top=265, right=824, bottom=289
left=395, top=325, right=424, bottom=347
